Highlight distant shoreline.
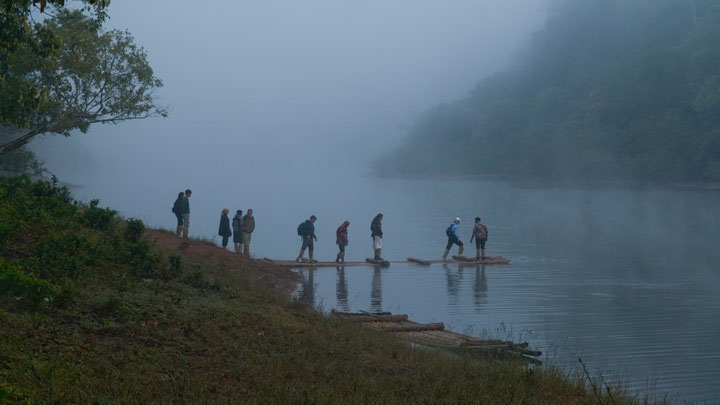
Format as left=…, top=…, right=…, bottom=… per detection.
left=372, top=171, right=720, bottom=191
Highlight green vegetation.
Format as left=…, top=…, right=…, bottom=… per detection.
left=379, top=0, right=720, bottom=182
left=0, top=177, right=664, bottom=403
left=0, top=3, right=165, bottom=156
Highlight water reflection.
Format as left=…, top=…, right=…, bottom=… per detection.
left=444, top=264, right=460, bottom=311
left=473, top=264, right=488, bottom=310
left=371, top=265, right=383, bottom=313
left=335, top=267, right=350, bottom=312
left=297, top=269, right=315, bottom=306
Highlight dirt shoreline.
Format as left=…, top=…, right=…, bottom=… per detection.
left=146, top=228, right=301, bottom=296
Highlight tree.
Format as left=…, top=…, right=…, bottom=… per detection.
left=0, top=9, right=166, bottom=155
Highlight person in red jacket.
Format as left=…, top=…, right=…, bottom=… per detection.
left=335, top=220, right=350, bottom=263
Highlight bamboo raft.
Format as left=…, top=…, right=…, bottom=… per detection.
left=264, top=256, right=510, bottom=268
left=332, top=310, right=541, bottom=364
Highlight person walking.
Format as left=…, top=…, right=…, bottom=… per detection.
left=232, top=210, right=243, bottom=253
left=370, top=213, right=383, bottom=260
left=442, top=217, right=464, bottom=260
left=181, top=189, right=192, bottom=238
left=171, top=191, right=184, bottom=236
left=218, top=208, right=232, bottom=249
left=240, top=209, right=255, bottom=257
left=470, top=216, right=489, bottom=260
left=296, top=215, right=318, bottom=263
left=335, top=220, right=350, bottom=263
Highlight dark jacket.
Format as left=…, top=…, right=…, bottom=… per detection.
left=371, top=217, right=383, bottom=238
left=218, top=214, right=231, bottom=237
left=472, top=222, right=488, bottom=240
left=241, top=214, right=255, bottom=233
left=232, top=214, right=243, bottom=234
left=172, top=197, right=183, bottom=214
left=302, top=220, right=316, bottom=240
left=181, top=197, right=190, bottom=214
left=336, top=223, right=349, bottom=246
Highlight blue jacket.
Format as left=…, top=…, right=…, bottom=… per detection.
left=450, top=223, right=460, bottom=239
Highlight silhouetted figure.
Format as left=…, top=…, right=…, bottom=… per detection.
left=241, top=209, right=255, bottom=257
left=470, top=217, right=489, bottom=259
left=232, top=210, right=243, bottom=253
left=296, top=215, right=318, bottom=263
left=218, top=208, right=231, bottom=249
left=370, top=213, right=383, bottom=260
left=336, top=220, right=350, bottom=263
left=443, top=217, right=464, bottom=260
left=171, top=191, right=184, bottom=236
left=181, top=189, right=192, bottom=238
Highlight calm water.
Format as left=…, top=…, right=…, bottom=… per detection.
left=69, top=172, right=720, bottom=402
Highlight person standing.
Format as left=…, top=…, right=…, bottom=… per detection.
left=296, top=215, right=318, bottom=263
left=181, top=189, right=192, bottom=238
left=232, top=210, right=243, bottom=253
left=335, top=220, right=350, bottom=263
left=240, top=209, right=255, bottom=257
left=442, top=217, right=464, bottom=260
left=370, top=213, right=383, bottom=260
left=470, top=216, right=489, bottom=260
left=172, top=191, right=184, bottom=236
left=218, top=208, right=232, bottom=249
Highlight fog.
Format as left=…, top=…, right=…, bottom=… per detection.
left=33, top=0, right=548, bottom=181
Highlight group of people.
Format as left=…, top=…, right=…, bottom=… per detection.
left=294, top=213, right=488, bottom=263
left=172, top=192, right=489, bottom=262
left=218, top=208, right=255, bottom=255
left=443, top=217, right=489, bottom=261
left=172, top=190, right=255, bottom=255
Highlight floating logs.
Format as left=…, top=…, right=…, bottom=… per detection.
left=365, top=258, right=390, bottom=267
left=452, top=255, right=510, bottom=264
left=407, top=257, right=431, bottom=265
left=333, top=310, right=541, bottom=363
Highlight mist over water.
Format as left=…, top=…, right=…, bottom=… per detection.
left=23, top=0, right=720, bottom=402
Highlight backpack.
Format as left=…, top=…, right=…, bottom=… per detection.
left=297, top=222, right=305, bottom=236
left=445, top=225, right=453, bottom=237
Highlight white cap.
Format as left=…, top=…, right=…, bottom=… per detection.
left=455, top=217, right=461, bottom=223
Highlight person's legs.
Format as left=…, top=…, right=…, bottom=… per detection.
left=475, top=239, right=482, bottom=259
left=480, top=239, right=487, bottom=258
left=373, top=236, right=383, bottom=259
left=308, top=238, right=315, bottom=262
left=182, top=213, right=190, bottom=238
left=242, top=232, right=251, bottom=256
left=443, top=237, right=454, bottom=259
left=457, top=239, right=464, bottom=255
left=297, top=237, right=310, bottom=261
left=336, top=244, right=345, bottom=263
left=221, top=235, right=229, bottom=249
left=175, top=213, right=183, bottom=236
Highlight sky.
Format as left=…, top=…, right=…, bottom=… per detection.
left=33, top=0, right=549, bottom=180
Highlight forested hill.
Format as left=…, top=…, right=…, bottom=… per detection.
left=377, top=0, right=720, bottom=182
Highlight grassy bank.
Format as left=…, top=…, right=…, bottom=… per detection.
left=0, top=177, right=660, bottom=403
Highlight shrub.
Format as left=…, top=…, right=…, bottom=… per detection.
left=124, top=218, right=145, bottom=243
left=0, top=259, right=59, bottom=307
left=81, top=199, right=117, bottom=231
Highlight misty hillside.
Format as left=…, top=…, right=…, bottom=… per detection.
left=378, top=0, right=720, bottom=182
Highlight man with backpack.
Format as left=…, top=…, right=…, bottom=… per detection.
left=470, top=217, right=489, bottom=260
left=442, top=217, right=464, bottom=260
left=171, top=191, right=184, bottom=236
left=296, top=215, right=318, bottom=263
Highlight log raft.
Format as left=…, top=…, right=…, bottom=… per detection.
left=331, top=310, right=541, bottom=364
left=263, top=256, right=509, bottom=268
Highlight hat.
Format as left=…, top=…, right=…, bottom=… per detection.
left=455, top=217, right=461, bottom=223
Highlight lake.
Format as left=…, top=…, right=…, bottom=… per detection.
left=70, top=171, right=720, bottom=402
